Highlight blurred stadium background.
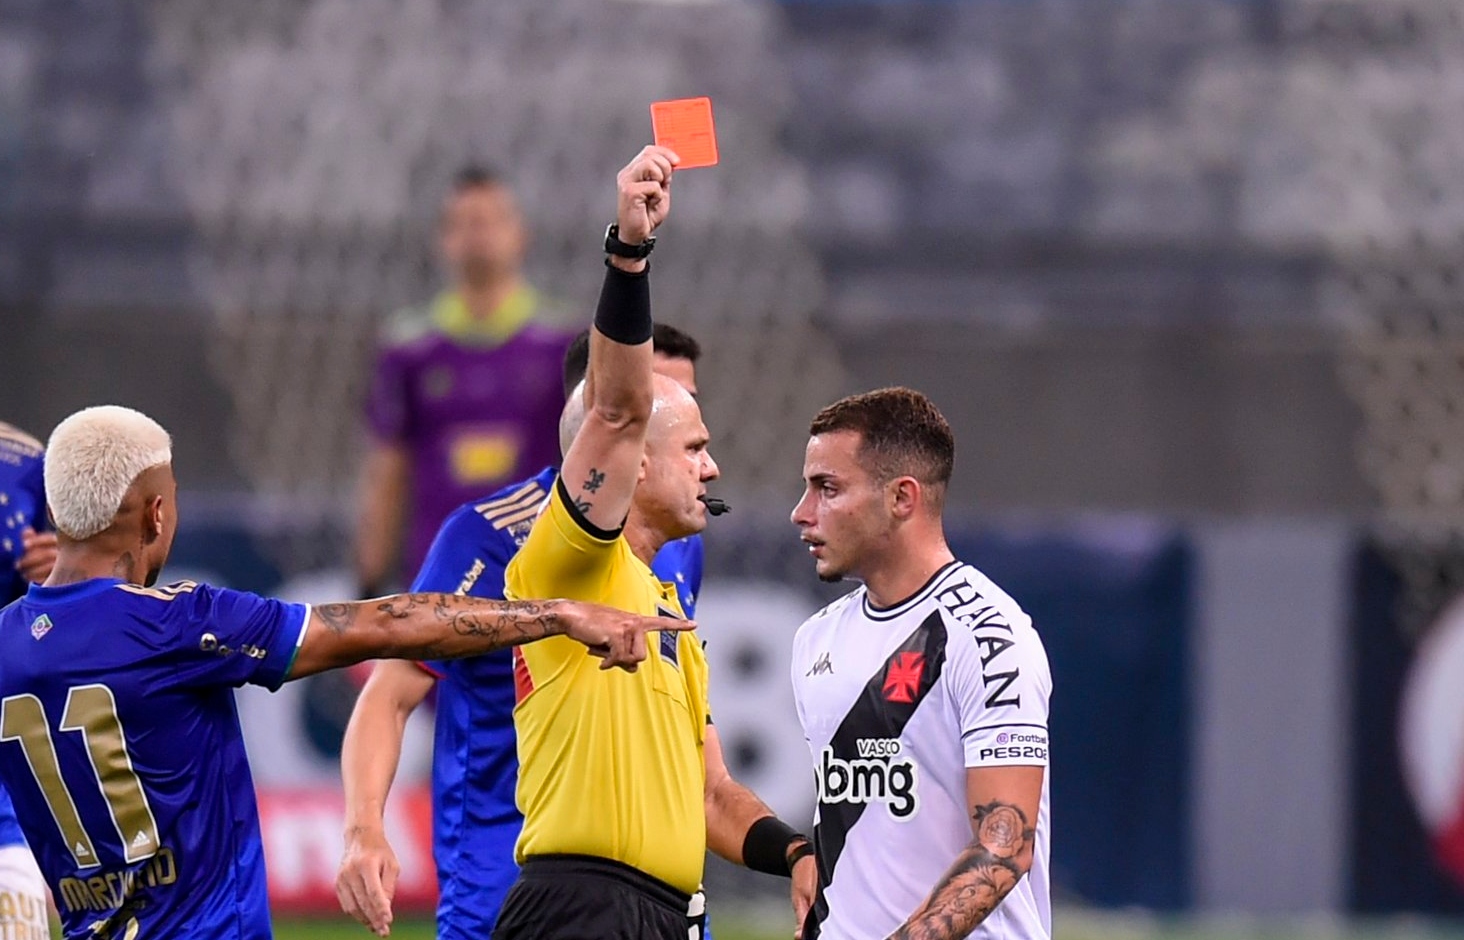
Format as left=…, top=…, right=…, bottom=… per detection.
left=5, top=0, right=1464, bottom=936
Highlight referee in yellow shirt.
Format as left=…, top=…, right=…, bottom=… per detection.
left=491, top=145, right=817, bottom=940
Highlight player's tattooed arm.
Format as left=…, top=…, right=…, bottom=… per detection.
left=291, top=593, right=689, bottom=679
left=886, top=791, right=1038, bottom=940
left=310, top=595, right=560, bottom=650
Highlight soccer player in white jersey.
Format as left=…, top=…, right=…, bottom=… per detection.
left=788, top=387, right=1052, bottom=940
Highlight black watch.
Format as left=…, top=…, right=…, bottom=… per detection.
left=604, top=223, right=656, bottom=259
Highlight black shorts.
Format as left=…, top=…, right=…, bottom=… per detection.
left=491, top=854, right=706, bottom=940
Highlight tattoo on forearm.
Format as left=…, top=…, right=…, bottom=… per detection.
left=314, top=595, right=564, bottom=655
left=887, top=801, right=1035, bottom=940
left=583, top=468, right=606, bottom=493
left=316, top=603, right=355, bottom=634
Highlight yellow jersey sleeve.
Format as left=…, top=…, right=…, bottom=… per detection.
left=504, top=475, right=626, bottom=604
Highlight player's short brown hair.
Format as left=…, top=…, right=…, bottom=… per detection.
left=809, top=387, right=954, bottom=501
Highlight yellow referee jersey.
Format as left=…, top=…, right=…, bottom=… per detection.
left=503, top=477, right=711, bottom=894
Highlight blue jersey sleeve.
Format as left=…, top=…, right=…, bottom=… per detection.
left=411, top=506, right=515, bottom=599
left=124, top=581, right=310, bottom=691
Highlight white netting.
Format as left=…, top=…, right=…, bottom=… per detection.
left=1086, top=0, right=1464, bottom=626
left=146, top=0, right=842, bottom=564
left=1281, top=0, right=1464, bottom=631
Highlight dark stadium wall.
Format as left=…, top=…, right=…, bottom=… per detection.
left=1348, top=542, right=1464, bottom=914
left=950, top=525, right=1195, bottom=910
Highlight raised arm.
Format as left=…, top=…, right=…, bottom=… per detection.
left=559, top=145, right=679, bottom=533
left=286, top=593, right=688, bottom=680
left=887, top=765, right=1043, bottom=940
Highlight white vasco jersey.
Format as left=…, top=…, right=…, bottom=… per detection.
left=791, top=561, right=1051, bottom=940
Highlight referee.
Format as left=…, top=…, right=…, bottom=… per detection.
left=492, top=145, right=816, bottom=940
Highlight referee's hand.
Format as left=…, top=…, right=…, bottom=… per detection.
left=615, top=145, right=679, bottom=246
left=560, top=601, right=695, bottom=672
left=337, top=824, right=400, bottom=937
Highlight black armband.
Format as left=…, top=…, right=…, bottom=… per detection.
left=742, top=815, right=808, bottom=878
left=593, top=261, right=652, bottom=346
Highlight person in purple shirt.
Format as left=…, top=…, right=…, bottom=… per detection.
left=0, top=404, right=685, bottom=940
left=356, top=165, right=575, bottom=597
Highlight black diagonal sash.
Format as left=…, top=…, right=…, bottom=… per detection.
left=804, top=610, right=948, bottom=940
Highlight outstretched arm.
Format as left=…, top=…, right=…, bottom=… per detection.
left=287, top=593, right=689, bottom=680
left=886, top=765, right=1043, bottom=940
left=558, top=145, right=679, bottom=535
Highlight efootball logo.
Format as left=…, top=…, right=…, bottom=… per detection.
left=30, top=614, right=52, bottom=640
left=883, top=652, right=925, bottom=703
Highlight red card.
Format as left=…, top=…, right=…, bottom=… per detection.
left=650, top=97, right=719, bottom=169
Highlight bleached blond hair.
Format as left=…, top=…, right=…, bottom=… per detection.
left=45, top=406, right=172, bottom=540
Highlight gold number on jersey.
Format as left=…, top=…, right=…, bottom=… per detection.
left=0, top=685, right=160, bottom=867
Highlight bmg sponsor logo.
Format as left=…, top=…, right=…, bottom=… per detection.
left=816, top=739, right=919, bottom=820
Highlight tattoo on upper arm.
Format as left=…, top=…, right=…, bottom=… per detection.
left=571, top=467, right=609, bottom=516
left=888, top=801, right=1035, bottom=940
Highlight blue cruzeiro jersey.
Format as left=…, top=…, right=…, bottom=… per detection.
left=411, top=465, right=704, bottom=939
left=0, top=578, right=309, bottom=939
left=0, top=423, right=48, bottom=850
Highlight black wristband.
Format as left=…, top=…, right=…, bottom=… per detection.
left=742, top=815, right=807, bottom=878
left=593, top=261, right=652, bottom=346
left=787, top=840, right=814, bottom=869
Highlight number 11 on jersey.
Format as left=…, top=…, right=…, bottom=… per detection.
left=0, top=684, right=161, bottom=867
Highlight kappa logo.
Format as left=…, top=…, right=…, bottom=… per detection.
left=806, top=651, right=834, bottom=677
left=882, top=652, right=925, bottom=703
left=30, top=613, right=53, bottom=640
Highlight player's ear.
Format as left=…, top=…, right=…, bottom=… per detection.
left=888, top=477, right=920, bottom=521
left=638, top=452, right=650, bottom=484
left=144, top=494, right=165, bottom=541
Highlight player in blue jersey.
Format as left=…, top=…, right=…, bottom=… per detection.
left=0, top=405, right=689, bottom=940
left=337, top=324, right=708, bottom=938
left=0, top=422, right=58, bottom=940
